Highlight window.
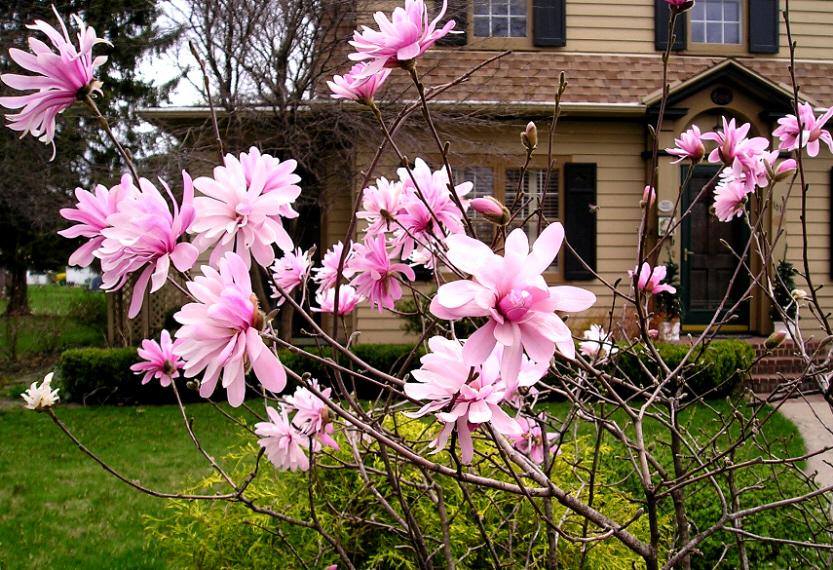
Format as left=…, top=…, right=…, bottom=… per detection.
left=473, top=0, right=528, bottom=38
left=691, top=0, right=741, bottom=45
left=454, top=166, right=496, bottom=242
left=505, top=168, right=559, bottom=241
left=454, top=163, right=561, bottom=270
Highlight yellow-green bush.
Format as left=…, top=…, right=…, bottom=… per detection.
left=145, top=415, right=670, bottom=569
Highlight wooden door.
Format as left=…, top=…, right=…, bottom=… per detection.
left=680, top=166, right=750, bottom=328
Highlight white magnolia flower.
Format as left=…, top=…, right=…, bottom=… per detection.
left=22, top=372, right=60, bottom=410
left=579, top=324, right=618, bottom=360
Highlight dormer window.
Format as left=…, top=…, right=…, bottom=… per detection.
left=691, top=0, right=741, bottom=45
left=473, top=0, right=528, bottom=38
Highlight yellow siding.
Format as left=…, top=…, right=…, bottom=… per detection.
left=358, top=1, right=833, bottom=59
left=778, top=158, right=833, bottom=337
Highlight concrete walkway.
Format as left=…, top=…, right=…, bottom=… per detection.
left=774, top=395, right=833, bottom=489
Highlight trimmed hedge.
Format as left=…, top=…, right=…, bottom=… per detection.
left=59, top=347, right=201, bottom=405
left=58, top=344, right=424, bottom=405
left=58, top=340, right=754, bottom=405
left=611, top=339, right=755, bottom=399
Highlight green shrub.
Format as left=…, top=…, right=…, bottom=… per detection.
left=58, top=347, right=202, bottom=405
left=610, top=339, right=755, bottom=399
left=146, top=415, right=668, bottom=569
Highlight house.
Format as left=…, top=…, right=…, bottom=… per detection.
left=138, top=0, right=833, bottom=345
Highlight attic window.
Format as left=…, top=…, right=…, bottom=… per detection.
left=691, top=0, right=741, bottom=44
left=473, top=0, right=528, bottom=38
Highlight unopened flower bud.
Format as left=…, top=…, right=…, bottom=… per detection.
left=765, top=330, right=787, bottom=349
left=471, top=196, right=511, bottom=225
left=791, top=288, right=808, bottom=301
left=251, top=293, right=266, bottom=330
left=641, top=185, right=656, bottom=208
left=186, top=380, right=200, bottom=391
left=521, top=121, right=537, bottom=152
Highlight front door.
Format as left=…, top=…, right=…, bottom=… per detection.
left=680, top=166, right=750, bottom=329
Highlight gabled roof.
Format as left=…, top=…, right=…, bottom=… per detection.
left=641, top=58, right=811, bottom=110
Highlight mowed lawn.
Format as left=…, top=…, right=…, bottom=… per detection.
left=0, top=285, right=106, bottom=365
left=0, top=403, right=252, bottom=569
left=0, top=396, right=809, bottom=569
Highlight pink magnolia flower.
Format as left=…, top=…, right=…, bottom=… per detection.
left=667, top=125, right=705, bottom=164
left=130, top=330, right=184, bottom=387
left=0, top=7, right=107, bottom=158
left=394, top=158, right=472, bottom=260
left=773, top=103, right=833, bottom=158
left=58, top=174, right=134, bottom=267
left=312, top=241, right=356, bottom=291
left=630, top=262, right=677, bottom=296
left=703, top=117, right=769, bottom=167
left=713, top=175, right=748, bottom=222
left=404, top=336, right=522, bottom=464
left=191, top=148, right=301, bottom=268
left=312, top=284, right=364, bottom=315
left=327, top=62, right=391, bottom=105
left=511, top=414, right=559, bottom=465
left=430, top=223, right=596, bottom=383
left=255, top=405, right=312, bottom=471
left=642, top=185, right=656, bottom=208
left=174, top=252, right=287, bottom=407
left=285, top=380, right=339, bottom=450
left=664, top=0, right=695, bottom=10
left=269, top=248, right=311, bottom=305
left=349, top=234, right=416, bottom=312
left=357, top=176, right=403, bottom=236
left=97, top=173, right=199, bottom=319
left=579, top=324, right=618, bottom=360
left=348, top=0, right=456, bottom=77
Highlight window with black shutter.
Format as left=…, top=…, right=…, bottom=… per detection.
left=655, top=0, right=687, bottom=51
left=532, top=0, right=566, bottom=47
left=748, top=0, right=779, bottom=54
left=563, top=163, right=597, bottom=281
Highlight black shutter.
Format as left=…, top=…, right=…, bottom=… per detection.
left=563, top=163, right=597, bottom=281
left=830, top=167, right=833, bottom=279
left=749, top=0, right=780, bottom=54
left=436, top=0, right=467, bottom=46
left=533, top=0, right=566, bottom=47
left=654, top=0, right=686, bottom=51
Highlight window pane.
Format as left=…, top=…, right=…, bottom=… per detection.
left=474, top=0, right=489, bottom=15
left=724, top=0, right=740, bottom=20
left=454, top=166, right=495, bottom=243
left=692, top=22, right=705, bottom=43
left=492, top=17, right=509, bottom=37
left=509, top=0, right=526, bottom=13
left=692, top=2, right=705, bottom=19
left=724, top=23, right=740, bottom=44
left=706, top=22, right=722, bottom=43
left=510, top=17, right=527, bottom=37
left=474, top=16, right=490, bottom=37
left=706, top=0, right=722, bottom=20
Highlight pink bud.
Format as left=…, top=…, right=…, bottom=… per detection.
left=642, top=185, right=656, bottom=208
left=471, top=196, right=511, bottom=225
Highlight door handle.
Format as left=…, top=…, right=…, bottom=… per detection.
left=683, top=248, right=694, bottom=262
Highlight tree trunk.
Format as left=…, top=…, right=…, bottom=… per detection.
left=4, top=263, right=30, bottom=316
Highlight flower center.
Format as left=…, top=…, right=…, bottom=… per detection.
left=498, top=288, right=533, bottom=322
left=235, top=200, right=253, bottom=223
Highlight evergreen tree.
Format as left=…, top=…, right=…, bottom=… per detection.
left=0, top=0, right=178, bottom=314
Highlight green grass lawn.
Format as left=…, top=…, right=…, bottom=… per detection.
left=0, top=285, right=106, bottom=372
left=0, top=397, right=811, bottom=569
left=0, top=403, right=253, bottom=569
